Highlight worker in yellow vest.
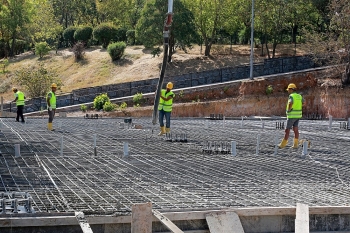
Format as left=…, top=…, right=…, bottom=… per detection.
left=47, top=83, right=57, bottom=131
left=158, top=82, right=175, bottom=135
left=12, top=87, right=26, bottom=123
left=279, top=83, right=305, bottom=149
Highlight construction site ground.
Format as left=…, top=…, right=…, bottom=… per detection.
left=0, top=116, right=349, bottom=217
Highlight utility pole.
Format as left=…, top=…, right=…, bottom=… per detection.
left=249, top=0, right=255, bottom=80
left=152, top=0, right=174, bottom=125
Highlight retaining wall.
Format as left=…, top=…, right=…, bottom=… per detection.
left=2, top=56, right=314, bottom=113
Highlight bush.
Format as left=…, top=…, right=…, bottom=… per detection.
left=15, top=63, right=62, bottom=98
left=1, top=59, right=9, bottom=73
left=126, top=30, right=135, bottom=45
left=93, top=93, right=110, bottom=110
left=116, top=27, right=127, bottom=42
left=74, top=26, right=93, bottom=44
left=93, top=23, right=118, bottom=48
left=266, top=85, right=273, bottom=95
left=72, top=42, right=85, bottom=60
left=80, top=104, right=87, bottom=112
left=103, top=101, right=117, bottom=112
left=35, top=42, right=51, bottom=58
left=119, top=102, right=127, bottom=109
left=107, top=42, right=126, bottom=61
left=63, top=26, right=77, bottom=47
left=133, top=92, right=144, bottom=106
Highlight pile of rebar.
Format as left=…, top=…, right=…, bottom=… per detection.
left=0, top=117, right=349, bottom=215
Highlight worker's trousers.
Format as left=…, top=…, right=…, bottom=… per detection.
left=16, top=105, right=25, bottom=122
left=48, top=109, right=56, bottom=123
left=159, top=110, right=171, bottom=128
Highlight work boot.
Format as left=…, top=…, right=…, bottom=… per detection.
left=278, top=139, right=288, bottom=149
left=48, top=123, right=55, bottom=131
left=165, top=127, right=171, bottom=133
left=292, top=138, right=298, bottom=149
left=158, top=126, right=166, bottom=136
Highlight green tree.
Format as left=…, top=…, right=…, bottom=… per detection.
left=15, top=63, right=62, bottom=98
left=63, top=26, right=77, bottom=47
left=304, top=0, right=350, bottom=84
left=93, top=23, right=118, bottom=48
left=136, top=0, right=197, bottom=61
left=0, top=0, right=33, bottom=57
left=35, top=41, right=51, bottom=58
left=183, top=0, right=231, bottom=56
left=27, top=0, right=62, bottom=45
left=74, top=26, right=93, bottom=45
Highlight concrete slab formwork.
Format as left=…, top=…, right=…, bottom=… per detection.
left=0, top=117, right=350, bottom=232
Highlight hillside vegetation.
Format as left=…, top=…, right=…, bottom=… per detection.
left=0, top=44, right=307, bottom=102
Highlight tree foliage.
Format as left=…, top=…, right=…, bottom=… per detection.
left=63, top=26, right=77, bottom=47
left=74, top=26, right=93, bottom=44
left=136, top=0, right=197, bottom=61
left=304, top=0, right=350, bottom=84
left=93, top=23, right=118, bottom=48
left=35, top=42, right=51, bottom=58
left=15, top=63, right=62, bottom=98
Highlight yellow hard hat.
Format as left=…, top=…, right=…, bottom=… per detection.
left=166, top=82, right=173, bottom=90
left=286, top=83, right=297, bottom=90
left=51, top=83, right=57, bottom=88
left=12, top=87, right=18, bottom=92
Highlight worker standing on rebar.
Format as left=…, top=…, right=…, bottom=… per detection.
left=158, top=82, right=175, bottom=135
left=12, top=87, right=26, bottom=123
left=279, top=83, right=305, bottom=149
left=47, top=83, right=57, bottom=131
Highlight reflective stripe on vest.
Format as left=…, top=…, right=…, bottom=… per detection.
left=47, top=91, right=57, bottom=109
left=15, top=91, right=25, bottom=106
left=158, top=89, right=174, bottom=112
left=286, top=92, right=302, bottom=119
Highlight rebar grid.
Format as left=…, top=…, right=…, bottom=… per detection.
left=0, top=117, right=349, bottom=215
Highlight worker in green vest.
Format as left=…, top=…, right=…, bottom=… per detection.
left=47, top=83, right=57, bottom=131
left=279, top=83, right=305, bottom=149
left=12, top=87, right=26, bottom=123
left=158, top=82, right=175, bottom=135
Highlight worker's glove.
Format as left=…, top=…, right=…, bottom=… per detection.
left=48, top=107, right=52, bottom=111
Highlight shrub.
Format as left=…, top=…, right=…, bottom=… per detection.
left=63, top=26, right=77, bottom=47
left=119, top=102, right=127, bottom=109
left=93, top=23, right=118, bottom=48
left=35, top=42, right=51, bottom=58
left=126, top=30, right=135, bottom=45
left=133, top=92, right=144, bottom=106
left=80, top=104, right=87, bottom=112
left=74, top=26, right=93, bottom=44
left=266, top=85, right=273, bottom=95
left=93, top=93, right=110, bottom=110
left=115, top=27, right=128, bottom=42
left=72, top=42, right=85, bottom=60
left=1, top=59, right=9, bottom=73
left=103, top=101, right=117, bottom=112
left=107, top=42, right=126, bottom=61
left=15, top=63, right=62, bottom=98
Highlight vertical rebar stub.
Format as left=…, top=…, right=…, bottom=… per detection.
left=231, top=141, right=237, bottom=156
left=123, top=142, right=129, bottom=157
left=15, top=144, right=20, bottom=157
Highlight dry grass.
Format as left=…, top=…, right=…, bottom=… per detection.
left=0, top=44, right=307, bottom=102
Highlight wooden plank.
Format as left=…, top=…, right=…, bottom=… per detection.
left=131, top=202, right=152, bottom=233
left=153, top=210, right=184, bottom=233
left=295, top=203, right=309, bottom=233
left=75, top=212, right=94, bottom=233
left=206, top=211, right=244, bottom=233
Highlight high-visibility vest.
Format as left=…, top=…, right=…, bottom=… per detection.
left=286, top=92, right=302, bottom=119
left=158, top=89, right=175, bottom=112
left=47, top=91, right=56, bottom=109
left=15, top=91, right=25, bottom=106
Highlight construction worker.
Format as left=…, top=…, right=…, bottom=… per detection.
left=279, top=83, right=305, bottom=149
left=158, top=82, right=175, bottom=135
left=12, top=87, right=26, bottom=123
left=47, top=83, right=57, bottom=131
